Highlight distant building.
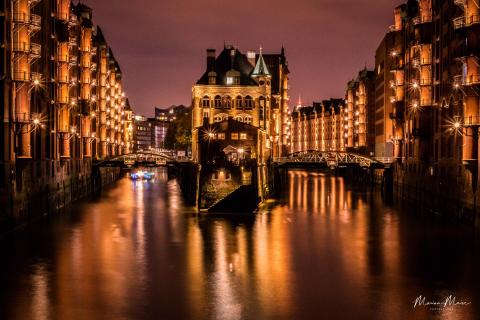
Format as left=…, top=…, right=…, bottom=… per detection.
left=374, top=33, right=398, bottom=158
left=155, top=105, right=190, bottom=122
left=133, top=115, right=152, bottom=152
left=345, top=69, right=376, bottom=156
left=290, top=99, right=347, bottom=153
left=153, top=105, right=191, bottom=148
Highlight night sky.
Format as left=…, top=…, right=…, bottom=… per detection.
left=80, top=0, right=400, bottom=116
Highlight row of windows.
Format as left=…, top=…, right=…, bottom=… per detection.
left=201, top=96, right=270, bottom=109
left=212, top=132, right=248, bottom=140
left=203, top=112, right=253, bottom=125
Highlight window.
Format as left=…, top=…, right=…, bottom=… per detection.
left=235, top=96, right=243, bottom=108
left=231, top=133, right=239, bottom=140
left=202, top=96, right=210, bottom=108
left=217, top=133, right=225, bottom=140
left=234, top=114, right=252, bottom=125
left=240, top=132, right=247, bottom=140
left=245, top=96, right=254, bottom=109
left=214, top=95, right=222, bottom=108
left=222, top=96, right=232, bottom=109
left=203, top=110, right=209, bottom=119
left=214, top=113, right=228, bottom=122
left=226, top=77, right=234, bottom=85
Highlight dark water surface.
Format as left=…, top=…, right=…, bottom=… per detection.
left=1, top=168, right=479, bottom=320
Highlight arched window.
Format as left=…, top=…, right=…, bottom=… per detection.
left=234, top=114, right=252, bottom=125
left=245, top=96, right=254, bottom=109
left=202, top=96, right=210, bottom=108
left=235, top=96, right=243, bottom=109
left=214, top=95, right=222, bottom=108
left=214, top=113, right=229, bottom=123
left=222, top=96, right=232, bottom=109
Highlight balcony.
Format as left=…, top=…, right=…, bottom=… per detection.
left=463, top=115, right=480, bottom=126
left=56, top=96, right=69, bottom=104
left=57, top=74, right=69, bottom=84
left=91, top=62, right=97, bottom=71
left=454, top=0, right=466, bottom=7
left=30, top=14, right=41, bottom=31
left=420, top=98, right=432, bottom=106
left=420, top=78, right=432, bottom=86
left=454, top=74, right=480, bottom=86
left=91, top=47, right=97, bottom=56
left=13, top=71, right=30, bottom=82
left=453, top=15, right=480, bottom=29
left=30, top=43, right=41, bottom=59
left=13, top=41, right=29, bottom=53
left=413, top=14, right=432, bottom=25
left=13, top=11, right=29, bottom=24
left=56, top=52, right=68, bottom=63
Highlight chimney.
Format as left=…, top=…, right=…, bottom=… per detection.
left=247, top=51, right=256, bottom=67
left=207, top=49, right=216, bottom=71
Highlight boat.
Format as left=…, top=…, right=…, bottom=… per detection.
left=130, top=170, right=155, bottom=180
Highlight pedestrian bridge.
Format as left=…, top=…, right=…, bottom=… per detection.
left=274, top=150, right=392, bottom=169
left=95, top=151, right=174, bottom=167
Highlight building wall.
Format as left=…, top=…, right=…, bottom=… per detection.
left=192, top=82, right=272, bottom=163
left=0, top=0, right=133, bottom=225
left=290, top=101, right=347, bottom=153
left=345, top=69, right=376, bottom=156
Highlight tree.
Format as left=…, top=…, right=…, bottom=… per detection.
left=165, top=110, right=191, bottom=151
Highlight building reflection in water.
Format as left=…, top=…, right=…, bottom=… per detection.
left=0, top=168, right=478, bottom=320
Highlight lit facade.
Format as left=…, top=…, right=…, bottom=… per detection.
left=372, top=0, right=480, bottom=216
left=191, top=45, right=289, bottom=162
left=345, top=69, right=376, bottom=156
left=0, top=1, right=133, bottom=216
left=290, top=100, right=347, bottom=153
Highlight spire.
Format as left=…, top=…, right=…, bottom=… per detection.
left=251, top=47, right=271, bottom=77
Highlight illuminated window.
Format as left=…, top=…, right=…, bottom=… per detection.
left=214, top=95, right=222, bottom=108
left=222, top=96, right=232, bottom=109
left=231, top=133, right=239, bottom=140
left=235, top=96, right=243, bottom=108
left=245, top=96, right=253, bottom=109
left=217, top=133, right=225, bottom=140
left=202, top=96, right=210, bottom=108
left=240, top=132, right=247, bottom=140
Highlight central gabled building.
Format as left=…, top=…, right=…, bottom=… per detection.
left=191, top=45, right=289, bottom=163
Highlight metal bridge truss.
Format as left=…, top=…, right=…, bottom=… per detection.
left=275, top=150, right=386, bottom=168
left=98, top=152, right=173, bottom=166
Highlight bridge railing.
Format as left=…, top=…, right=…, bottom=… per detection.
left=274, top=151, right=388, bottom=168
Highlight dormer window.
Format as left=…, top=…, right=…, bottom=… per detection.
left=226, top=69, right=240, bottom=85
left=208, top=71, right=216, bottom=85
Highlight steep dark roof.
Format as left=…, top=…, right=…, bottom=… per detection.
left=94, top=26, right=106, bottom=45
left=292, top=99, right=345, bottom=119
left=197, top=47, right=257, bottom=86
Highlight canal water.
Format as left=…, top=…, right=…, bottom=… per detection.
left=0, top=168, right=479, bottom=320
